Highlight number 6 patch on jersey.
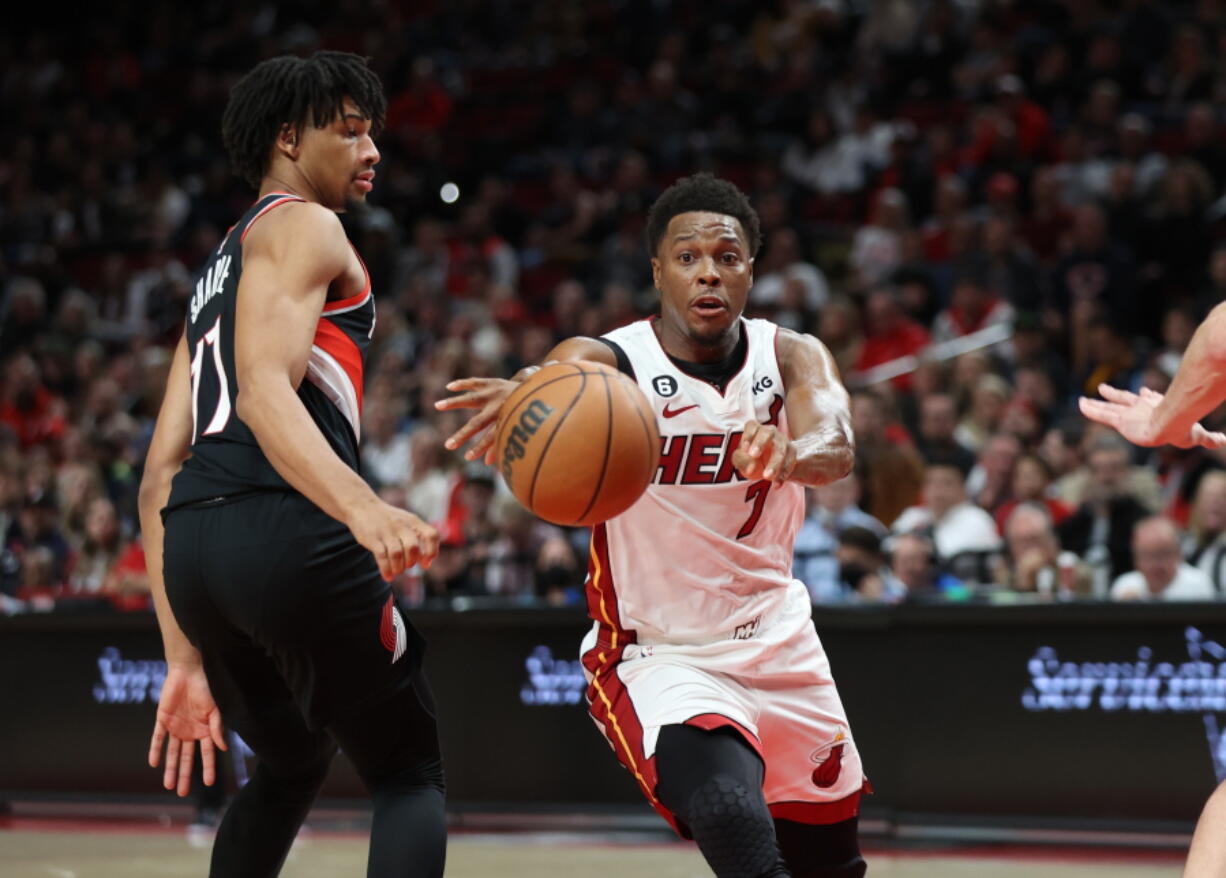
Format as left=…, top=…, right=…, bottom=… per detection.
left=652, top=375, right=678, bottom=397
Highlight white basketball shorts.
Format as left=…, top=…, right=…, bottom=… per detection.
left=579, top=584, right=869, bottom=836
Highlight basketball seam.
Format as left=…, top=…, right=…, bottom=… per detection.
left=576, top=371, right=615, bottom=524
left=495, top=364, right=585, bottom=469
left=527, top=369, right=589, bottom=514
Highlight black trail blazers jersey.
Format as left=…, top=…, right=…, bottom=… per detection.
left=166, top=193, right=375, bottom=512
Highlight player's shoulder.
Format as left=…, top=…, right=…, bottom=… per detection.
left=770, top=324, right=826, bottom=361
left=602, top=319, right=649, bottom=344
left=242, top=200, right=348, bottom=264
left=253, top=199, right=344, bottom=240
left=548, top=335, right=620, bottom=369
left=766, top=324, right=843, bottom=389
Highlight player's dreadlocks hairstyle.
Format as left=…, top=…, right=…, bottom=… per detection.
left=644, top=172, right=762, bottom=258
left=222, top=51, right=386, bottom=189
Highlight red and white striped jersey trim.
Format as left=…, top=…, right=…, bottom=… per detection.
left=306, top=344, right=361, bottom=442
left=322, top=289, right=372, bottom=315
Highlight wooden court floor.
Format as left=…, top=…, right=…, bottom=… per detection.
left=0, top=823, right=1188, bottom=877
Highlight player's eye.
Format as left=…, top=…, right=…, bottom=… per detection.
left=679, top=252, right=694, bottom=263
left=721, top=253, right=739, bottom=263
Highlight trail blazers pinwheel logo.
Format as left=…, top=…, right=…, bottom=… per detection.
left=1022, top=627, right=1226, bottom=780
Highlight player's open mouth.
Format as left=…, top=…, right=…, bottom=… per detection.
left=691, top=296, right=727, bottom=316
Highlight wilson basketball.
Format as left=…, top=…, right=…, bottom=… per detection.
left=495, top=360, right=660, bottom=527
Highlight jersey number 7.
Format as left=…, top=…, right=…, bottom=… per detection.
left=737, top=480, right=770, bottom=539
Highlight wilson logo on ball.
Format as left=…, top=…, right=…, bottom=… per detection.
left=501, top=399, right=555, bottom=481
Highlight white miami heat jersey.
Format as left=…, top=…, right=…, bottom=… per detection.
left=586, top=318, right=807, bottom=646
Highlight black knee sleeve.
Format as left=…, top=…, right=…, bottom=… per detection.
left=685, top=774, right=789, bottom=878
left=656, top=724, right=788, bottom=878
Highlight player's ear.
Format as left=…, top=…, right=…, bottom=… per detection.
left=650, top=256, right=662, bottom=292
left=275, top=122, right=300, bottom=160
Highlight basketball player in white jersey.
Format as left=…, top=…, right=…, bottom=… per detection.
left=1080, top=313, right=1226, bottom=878
left=438, top=174, right=868, bottom=877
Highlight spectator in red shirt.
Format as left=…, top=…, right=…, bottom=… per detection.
left=104, top=536, right=150, bottom=611
left=0, top=354, right=67, bottom=450
left=1020, top=165, right=1073, bottom=264
left=386, top=57, right=453, bottom=138
left=931, top=268, right=1015, bottom=345
left=446, top=202, right=519, bottom=297
left=992, top=74, right=1051, bottom=159
left=855, top=287, right=931, bottom=391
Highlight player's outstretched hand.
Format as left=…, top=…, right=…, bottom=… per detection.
left=149, top=663, right=227, bottom=798
left=1078, top=383, right=1226, bottom=449
left=347, top=501, right=440, bottom=580
left=733, top=421, right=797, bottom=485
left=434, top=376, right=521, bottom=464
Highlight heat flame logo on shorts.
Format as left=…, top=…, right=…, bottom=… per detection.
left=810, top=739, right=846, bottom=789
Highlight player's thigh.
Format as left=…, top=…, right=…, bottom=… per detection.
left=164, top=503, right=334, bottom=776
left=751, top=628, right=866, bottom=815
left=197, top=491, right=426, bottom=731
left=201, top=631, right=336, bottom=778
left=162, top=504, right=220, bottom=650
left=607, top=646, right=761, bottom=759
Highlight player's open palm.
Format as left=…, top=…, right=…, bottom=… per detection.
left=348, top=502, right=440, bottom=580
left=733, top=421, right=797, bottom=484
left=435, top=376, right=519, bottom=464
left=1079, top=383, right=1226, bottom=449
left=150, top=664, right=226, bottom=797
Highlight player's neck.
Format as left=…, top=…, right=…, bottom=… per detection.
left=654, top=317, right=742, bottom=364
left=259, top=170, right=320, bottom=206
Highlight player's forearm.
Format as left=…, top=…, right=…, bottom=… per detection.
left=137, top=468, right=198, bottom=667
left=789, top=427, right=855, bottom=487
left=236, top=374, right=380, bottom=526
left=1152, top=303, right=1226, bottom=440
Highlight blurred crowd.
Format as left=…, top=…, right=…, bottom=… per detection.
left=7, top=0, right=1226, bottom=612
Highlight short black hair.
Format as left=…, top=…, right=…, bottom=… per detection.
left=644, top=172, right=762, bottom=258
left=839, top=525, right=883, bottom=558
left=924, top=448, right=972, bottom=479
left=222, top=51, right=387, bottom=189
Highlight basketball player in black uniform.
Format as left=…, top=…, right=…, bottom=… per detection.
left=138, top=52, right=442, bottom=877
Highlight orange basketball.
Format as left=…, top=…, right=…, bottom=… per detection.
left=494, top=360, right=660, bottom=527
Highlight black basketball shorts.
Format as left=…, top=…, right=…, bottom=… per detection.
left=162, top=490, right=425, bottom=731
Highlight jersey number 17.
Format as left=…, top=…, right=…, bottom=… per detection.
left=189, top=315, right=233, bottom=442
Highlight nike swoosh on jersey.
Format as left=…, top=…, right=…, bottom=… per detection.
left=662, top=403, right=699, bottom=418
